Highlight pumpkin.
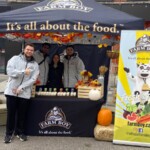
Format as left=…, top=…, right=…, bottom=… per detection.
left=97, top=108, right=112, bottom=126
left=89, top=89, right=101, bottom=101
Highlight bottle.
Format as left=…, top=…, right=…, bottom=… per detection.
left=97, top=75, right=104, bottom=88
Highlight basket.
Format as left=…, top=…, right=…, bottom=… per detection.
left=107, top=51, right=119, bottom=59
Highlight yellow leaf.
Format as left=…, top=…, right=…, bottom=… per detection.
left=103, top=44, right=108, bottom=47
left=98, top=44, right=103, bottom=48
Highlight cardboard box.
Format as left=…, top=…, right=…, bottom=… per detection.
left=78, top=86, right=103, bottom=99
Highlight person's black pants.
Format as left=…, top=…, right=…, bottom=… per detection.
left=5, top=95, right=29, bottom=136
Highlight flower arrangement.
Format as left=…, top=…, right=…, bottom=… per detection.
left=99, top=66, right=108, bottom=75
left=75, top=70, right=101, bottom=89
left=34, top=79, right=41, bottom=85
left=80, top=70, right=93, bottom=77
left=75, top=79, right=101, bottom=89
left=80, top=70, right=93, bottom=83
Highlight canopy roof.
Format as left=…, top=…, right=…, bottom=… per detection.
left=0, top=0, right=144, bottom=34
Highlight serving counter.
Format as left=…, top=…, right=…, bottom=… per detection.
left=25, top=96, right=104, bottom=137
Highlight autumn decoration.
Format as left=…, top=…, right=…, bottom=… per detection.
left=99, top=66, right=108, bottom=76
left=31, top=79, right=41, bottom=98
left=88, top=89, right=101, bottom=101
left=97, top=108, right=113, bottom=126
left=0, top=32, right=120, bottom=45
left=107, top=50, right=119, bottom=59
left=75, top=70, right=101, bottom=89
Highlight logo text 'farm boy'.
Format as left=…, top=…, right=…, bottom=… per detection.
left=39, top=106, right=71, bottom=129
left=34, top=0, right=93, bottom=13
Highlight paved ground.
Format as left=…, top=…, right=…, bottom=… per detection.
left=0, top=126, right=150, bottom=150
left=0, top=74, right=8, bottom=82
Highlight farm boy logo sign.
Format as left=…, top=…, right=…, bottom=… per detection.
left=34, top=0, right=93, bottom=13
left=39, top=106, right=71, bottom=129
left=129, top=35, right=150, bottom=53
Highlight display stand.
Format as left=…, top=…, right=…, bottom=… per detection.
left=106, top=44, right=119, bottom=109
left=106, top=59, right=118, bottom=107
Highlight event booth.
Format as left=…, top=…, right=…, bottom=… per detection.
left=0, top=0, right=144, bottom=137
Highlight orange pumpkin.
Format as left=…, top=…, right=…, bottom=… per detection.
left=97, top=108, right=112, bottom=126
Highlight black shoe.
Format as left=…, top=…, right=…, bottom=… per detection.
left=4, top=135, right=12, bottom=144
left=16, top=134, right=27, bottom=142
left=14, top=131, right=19, bottom=137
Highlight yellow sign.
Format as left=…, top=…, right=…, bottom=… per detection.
left=113, top=30, right=150, bottom=147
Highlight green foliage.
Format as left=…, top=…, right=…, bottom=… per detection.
left=126, top=103, right=137, bottom=113
left=140, top=103, right=150, bottom=116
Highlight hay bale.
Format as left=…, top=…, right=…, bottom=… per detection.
left=0, top=94, right=6, bottom=104
left=0, top=104, right=7, bottom=125
left=0, top=80, right=7, bottom=93
left=94, top=124, right=114, bottom=141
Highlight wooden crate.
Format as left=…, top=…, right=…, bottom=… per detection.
left=0, top=104, right=7, bottom=125
left=78, top=86, right=103, bottom=99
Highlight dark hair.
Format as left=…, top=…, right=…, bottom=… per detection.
left=66, top=45, right=74, bottom=49
left=51, top=53, right=60, bottom=65
left=42, top=43, right=50, bottom=48
left=52, top=53, right=60, bottom=60
left=24, top=43, right=35, bottom=50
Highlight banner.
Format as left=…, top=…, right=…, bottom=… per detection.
left=113, top=30, right=150, bottom=147
left=0, top=0, right=144, bottom=33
